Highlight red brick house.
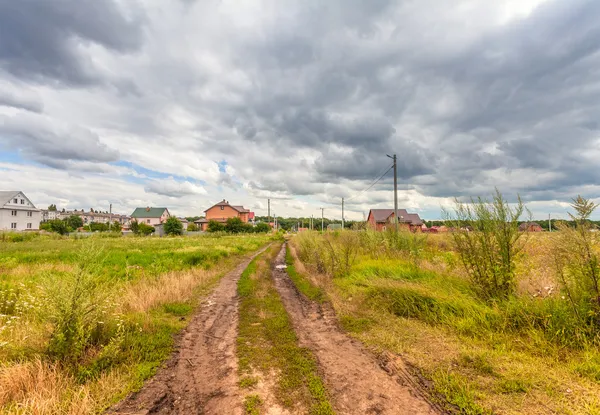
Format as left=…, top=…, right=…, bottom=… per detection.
left=519, top=222, right=543, bottom=232
left=195, top=200, right=253, bottom=231
left=367, top=209, right=423, bottom=232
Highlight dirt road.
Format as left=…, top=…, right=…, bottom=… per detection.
left=271, top=244, right=440, bottom=415
left=110, top=242, right=439, bottom=414
left=109, top=244, right=270, bottom=415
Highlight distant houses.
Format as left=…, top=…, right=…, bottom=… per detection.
left=195, top=200, right=254, bottom=231
left=0, top=191, right=41, bottom=231
left=367, top=208, right=423, bottom=232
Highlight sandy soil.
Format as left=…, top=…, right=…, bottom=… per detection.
left=271, top=244, right=441, bottom=415
left=108, top=244, right=270, bottom=415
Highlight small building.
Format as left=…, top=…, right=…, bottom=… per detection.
left=130, top=207, right=170, bottom=226
left=195, top=200, right=253, bottom=231
left=366, top=209, right=423, bottom=232
left=519, top=222, right=543, bottom=232
left=327, top=223, right=343, bottom=231
left=0, top=191, right=41, bottom=231
left=178, top=217, right=189, bottom=230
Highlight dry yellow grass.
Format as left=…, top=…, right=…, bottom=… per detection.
left=121, top=267, right=221, bottom=313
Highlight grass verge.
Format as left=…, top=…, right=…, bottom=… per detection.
left=289, top=233, right=600, bottom=415
left=237, top=243, right=334, bottom=415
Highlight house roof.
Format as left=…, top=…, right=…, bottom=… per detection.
left=131, top=207, right=168, bottom=218
left=204, top=199, right=249, bottom=213
left=0, top=190, right=39, bottom=210
left=0, top=191, right=20, bottom=205
left=368, top=208, right=410, bottom=223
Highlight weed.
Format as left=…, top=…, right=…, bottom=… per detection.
left=239, top=376, right=259, bottom=389
left=243, top=394, right=263, bottom=414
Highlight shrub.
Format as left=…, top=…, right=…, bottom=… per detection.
left=164, top=217, right=183, bottom=236
left=553, top=196, right=600, bottom=332
left=138, top=223, right=155, bottom=236
left=207, top=220, right=225, bottom=232
left=89, top=222, right=108, bottom=232
left=443, top=189, right=528, bottom=300
left=225, top=217, right=246, bottom=233
left=130, top=220, right=139, bottom=234
left=187, top=222, right=199, bottom=232
left=111, top=221, right=122, bottom=232
left=254, top=222, right=271, bottom=233
left=42, top=246, right=117, bottom=364
left=45, top=219, right=70, bottom=235
left=65, top=215, right=83, bottom=230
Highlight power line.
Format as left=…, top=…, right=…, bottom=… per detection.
left=345, top=163, right=394, bottom=202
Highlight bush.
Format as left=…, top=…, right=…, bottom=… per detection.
left=254, top=222, right=271, bottom=233
left=225, top=217, right=247, bottom=233
left=207, top=220, right=225, bottom=232
left=443, top=189, right=527, bottom=300
left=45, top=219, right=70, bottom=235
left=89, top=222, right=108, bottom=232
left=130, top=220, right=139, bottom=234
left=111, top=221, right=122, bottom=232
left=553, top=196, right=600, bottom=331
left=42, top=246, right=118, bottom=364
left=187, top=222, right=199, bottom=232
left=138, top=223, right=155, bottom=236
left=164, top=217, right=183, bottom=236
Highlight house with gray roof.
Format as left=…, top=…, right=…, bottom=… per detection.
left=0, top=191, right=41, bottom=231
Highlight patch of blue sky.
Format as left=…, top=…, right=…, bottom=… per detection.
left=112, top=161, right=207, bottom=185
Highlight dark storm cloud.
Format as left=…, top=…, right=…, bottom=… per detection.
left=0, top=0, right=143, bottom=85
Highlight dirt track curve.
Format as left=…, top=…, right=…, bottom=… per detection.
left=109, top=244, right=270, bottom=415
left=110, top=242, right=440, bottom=415
left=271, top=244, right=440, bottom=415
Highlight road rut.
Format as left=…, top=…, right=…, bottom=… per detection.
left=109, top=244, right=270, bottom=415
left=271, top=243, right=440, bottom=415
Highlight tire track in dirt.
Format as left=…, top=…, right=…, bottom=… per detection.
left=272, top=243, right=442, bottom=415
left=108, top=244, right=271, bottom=415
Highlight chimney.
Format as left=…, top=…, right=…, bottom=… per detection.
left=146, top=206, right=150, bottom=212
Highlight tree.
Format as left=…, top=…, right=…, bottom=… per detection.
left=65, top=215, right=83, bottom=230
left=207, top=220, right=225, bottom=232
left=164, top=217, right=183, bottom=236
left=187, top=222, right=199, bottom=232
left=111, top=221, right=122, bottom=232
left=48, top=204, right=57, bottom=211
left=130, top=220, right=139, bottom=235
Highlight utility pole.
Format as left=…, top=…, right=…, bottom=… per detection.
left=109, top=203, right=112, bottom=231
left=387, top=153, right=399, bottom=232
left=549, top=213, right=551, bottom=232
left=311, top=215, right=313, bottom=230
left=268, top=199, right=271, bottom=229
left=321, top=208, right=324, bottom=232
left=342, top=198, right=345, bottom=230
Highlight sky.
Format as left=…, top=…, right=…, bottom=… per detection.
left=1, top=0, right=599, bottom=220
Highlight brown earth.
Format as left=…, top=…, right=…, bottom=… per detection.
left=108, top=244, right=271, bottom=415
left=271, top=244, right=441, bottom=415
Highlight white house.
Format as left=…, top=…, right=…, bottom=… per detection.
left=0, top=191, right=41, bottom=231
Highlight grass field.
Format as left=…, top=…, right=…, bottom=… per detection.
left=290, top=231, right=600, bottom=415
left=0, top=233, right=274, bottom=414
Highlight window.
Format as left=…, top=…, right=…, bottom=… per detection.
left=27, top=223, right=32, bottom=229
left=11, top=210, right=17, bottom=216
left=20, top=200, right=24, bottom=204
left=13, top=198, right=17, bottom=204
left=147, top=219, right=150, bottom=224
left=27, top=211, right=32, bottom=217
left=221, top=206, right=224, bottom=210
left=11, top=223, right=17, bottom=229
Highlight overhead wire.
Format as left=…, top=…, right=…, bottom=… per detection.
left=344, top=163, right=394, bottom=202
